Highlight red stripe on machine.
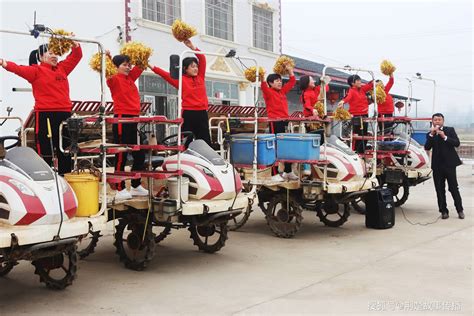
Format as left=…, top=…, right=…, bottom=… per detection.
left=0, top=176, right=46, bottom=225
left=63, top=188, right=77, bottom=219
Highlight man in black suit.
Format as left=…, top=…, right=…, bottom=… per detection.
left=424, top=113, right=464, bottom=219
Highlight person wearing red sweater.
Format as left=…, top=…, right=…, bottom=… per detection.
left=107, top=54, right=148, bottom=201
left=261, top=65, right=297, bottom=181
left=149, top=39, right=210, bottom=145
left=298, top=75, right=329, bottom=176
left=299, top=75, right=329, bottom=118
left=376, top=74, right=395, bottom=133
left=337, top=74, right=374, bottom=153
left=0, top=42, right=82, bottom=174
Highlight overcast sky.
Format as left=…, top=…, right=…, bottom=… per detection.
left=0, top=0, right=472, bottom=127
left=282, top=0, right=473, bottom=125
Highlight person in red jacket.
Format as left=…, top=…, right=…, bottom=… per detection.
left=299, top=75, right=329, bottom=118
left=261, top=65, right=297, bottom=181
left=149, top=39, right=210, bottom=145
left=299, top=75, right=329, bottom=175
left=0, top=42, right=82, bottom=175
left=337, top=74, right=374, bottom=153
left=376, top=74, right=394, bottom=134
left=107, top=54, right=148, bottom=200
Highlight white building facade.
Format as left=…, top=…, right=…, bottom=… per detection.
left=0, top=0, right=282, bottom=134
left=130, top=0, right=282, bottom=120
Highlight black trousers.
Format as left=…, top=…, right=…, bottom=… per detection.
left=378, top=113, right=394, bottom=134
left=432, top=166, right=463, bottom=213
left=270, top=121, right=291, bottom=174
left=113, top=114, right=145, bottom=191
left=35, top=111, right=71, bottom=175
left=352, top=115, right=368, bottom=154
left=182, top=110, right=211, bottom=146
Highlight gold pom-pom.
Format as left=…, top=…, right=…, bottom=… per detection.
left=380, top=60, right=396, bottom=76
left=370, top=85, right=387, bottom=104
left=273, top=55, right=295, bottom=76
left=313, top=101, right=325, bottom=117
left=89, top=53, right=117, bottom=78
left=334, top=107, right=352, bottom=121
left=244, top=66, right=265, bottom=83
left=48, top=29, right=74, bottom=56
left=120, top=42, right=153, bottom=68
left=171, top=19, right=197, bottom=42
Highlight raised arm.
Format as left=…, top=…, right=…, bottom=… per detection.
left=184, top=39, right=206, bottom=78
left=361, top=80, right=374, bottom=93
left=315, top=84, right=329, bottom=101
left=2, top=59, right=38, bottom=83
left=59, top=44, right=82, bottom=76
left=195, top=48, right=206, bottom=78
left=385, top=75, right=394, bottom=93
left=281, top=75, right=296, bottom=95
left=260, top=80, right=272, bottom=98
left=128, top=65, right=144, bottom=82
left=150, top=65, right=179, bottom=89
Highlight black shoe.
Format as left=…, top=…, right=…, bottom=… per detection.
left=441, top=212, right=449, bottom=219
left=458, top=211, right=465, bottom=219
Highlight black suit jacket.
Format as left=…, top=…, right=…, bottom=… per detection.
left=424, top=126, right=462, bottom=169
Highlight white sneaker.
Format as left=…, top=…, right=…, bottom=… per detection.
left=283, top=172, right=299, bottom=181
left=130, top=185, right=149, bottom=196
left=270, top=174, right=284, bottom=182
left=115, top=189, right=132, bottom=201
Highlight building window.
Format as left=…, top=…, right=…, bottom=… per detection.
left=206, top=0, right=234, bottom=41
left=253, top=6, right=273, bottom=51
left=206, top=80, right=239, bottom=105
left=142, top=0, right=181, bottom=25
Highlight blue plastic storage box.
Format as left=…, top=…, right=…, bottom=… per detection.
left=230, top=133, right=276, bottom=165
left=412, top=130, right=428, bottom=145
left=276, top=133, right=321, bottom=161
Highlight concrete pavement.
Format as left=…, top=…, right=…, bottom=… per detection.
left=0, top=165, right=472, bottom=315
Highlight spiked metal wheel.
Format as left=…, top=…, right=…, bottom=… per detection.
left=227, top=204, right=252, bottom=231
left=0, top=255, right=15, bottom=277
left=316, top=199, right=350, bottom=227
left=263, top=193, right=303, bottom=238
left=32, top=244, right=78, bottom=290
left=189, top=222, right=228, bottom=253
left=114, top=218, right=156, bottom=271
left=77, top=229, right=102, bottom=260
left=154, top=224, right=172, bottom=244
left=386, top=183, right=409, bottom=207
left=351, top=196, right=366, bottom=215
